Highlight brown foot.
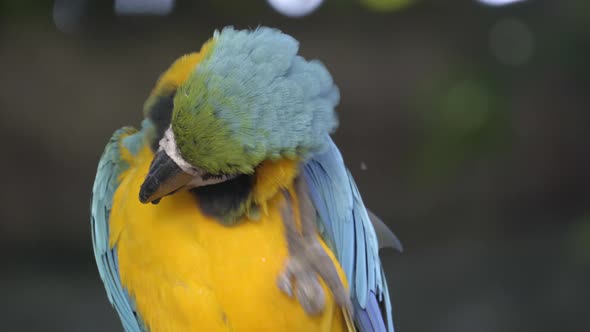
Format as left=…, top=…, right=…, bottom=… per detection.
left=277, top=177, right=352, bottom=315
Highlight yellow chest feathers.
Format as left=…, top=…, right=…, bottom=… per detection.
left=109, top=146, right=348, bottom=332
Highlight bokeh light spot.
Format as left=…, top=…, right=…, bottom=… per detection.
left=114, top=0, right=175, bottom=16
left=476, top=0, right=527, bottom=6
left=442, top=79, right=491, bottom=132
left=489, top=18, right=534, bottom=66
left=53, top=0, right=87, bottom=34
left=267, top=0, right=324, bottom=17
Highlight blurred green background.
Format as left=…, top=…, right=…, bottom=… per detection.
left=1, top=0, right=589, bottom=331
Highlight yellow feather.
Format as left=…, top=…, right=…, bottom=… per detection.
left=149, top=38, right=215, bottom=96
left=109, top=145, right=350, bottom=332
left=253, top=158, right=299, bottom=205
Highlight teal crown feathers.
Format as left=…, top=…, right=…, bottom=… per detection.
left=172, top=27, right=340, bottom=174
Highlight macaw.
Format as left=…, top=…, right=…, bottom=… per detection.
left=91, top=26, right=402, bottom=332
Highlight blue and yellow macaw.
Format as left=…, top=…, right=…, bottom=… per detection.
left=91, top=27, right=401, bottom=332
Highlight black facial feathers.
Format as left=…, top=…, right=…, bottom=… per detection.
left=190, top=174, right=255, bottom=225
left=147, top=92, right=175, bottom=152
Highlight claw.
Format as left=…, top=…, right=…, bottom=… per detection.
left=294, top=271, right=324, bottom=315
left=278, top=255, right=327, bottom=315
left=277, top=181, right=353, bottom=316
left=277, top=270, right=293, bottom=298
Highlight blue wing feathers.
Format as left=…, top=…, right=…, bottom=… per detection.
left=382, top=269, right=394, bottom=332
left=355, top=292, right=388, bottom=332
left=353, top=208, right=368, bottom=306
left=303, top=140, right=356, bottom=284
left=91, top=126, right=145, bottom=332
left=303, top=137, right=395, bottom=332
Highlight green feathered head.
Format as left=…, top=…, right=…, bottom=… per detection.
left=169, top=27, right=340, bottom=175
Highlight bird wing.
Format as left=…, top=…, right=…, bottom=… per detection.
left=91, top=126, right=146, bottom=332
left=367, top=210, right=403, bottom=252
left=303, top=136, right=396, bottom=332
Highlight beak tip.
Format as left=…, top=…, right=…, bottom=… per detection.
left=138, top=149, right=190, bottom=205
left=139, top=181, right=155, bottom=204
left=138, top=193, right=150, bottom=204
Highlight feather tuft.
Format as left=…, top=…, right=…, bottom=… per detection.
left=172, top=27, right=339, bottom=174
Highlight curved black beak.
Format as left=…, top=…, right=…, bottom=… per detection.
left=139, top=150, right=193, bottom=204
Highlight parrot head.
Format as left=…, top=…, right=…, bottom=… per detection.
left=139, top=27, right=340, bottom=205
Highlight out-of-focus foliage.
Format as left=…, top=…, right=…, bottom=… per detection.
left=412, top=71, right=509, bottom=183
left=361, top=0, right=415, bottom=12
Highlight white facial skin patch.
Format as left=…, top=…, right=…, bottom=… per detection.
left=159, top=127, right=237, bottom=187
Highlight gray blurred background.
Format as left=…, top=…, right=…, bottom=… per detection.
left=1, top=0, right=589, bottom=331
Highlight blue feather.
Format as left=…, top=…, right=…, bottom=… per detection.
left=355, top=292, right=388, bottom=332
left=91, top=126, right=147, bottom=332
left=303, top=136, right=395, bottom=332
